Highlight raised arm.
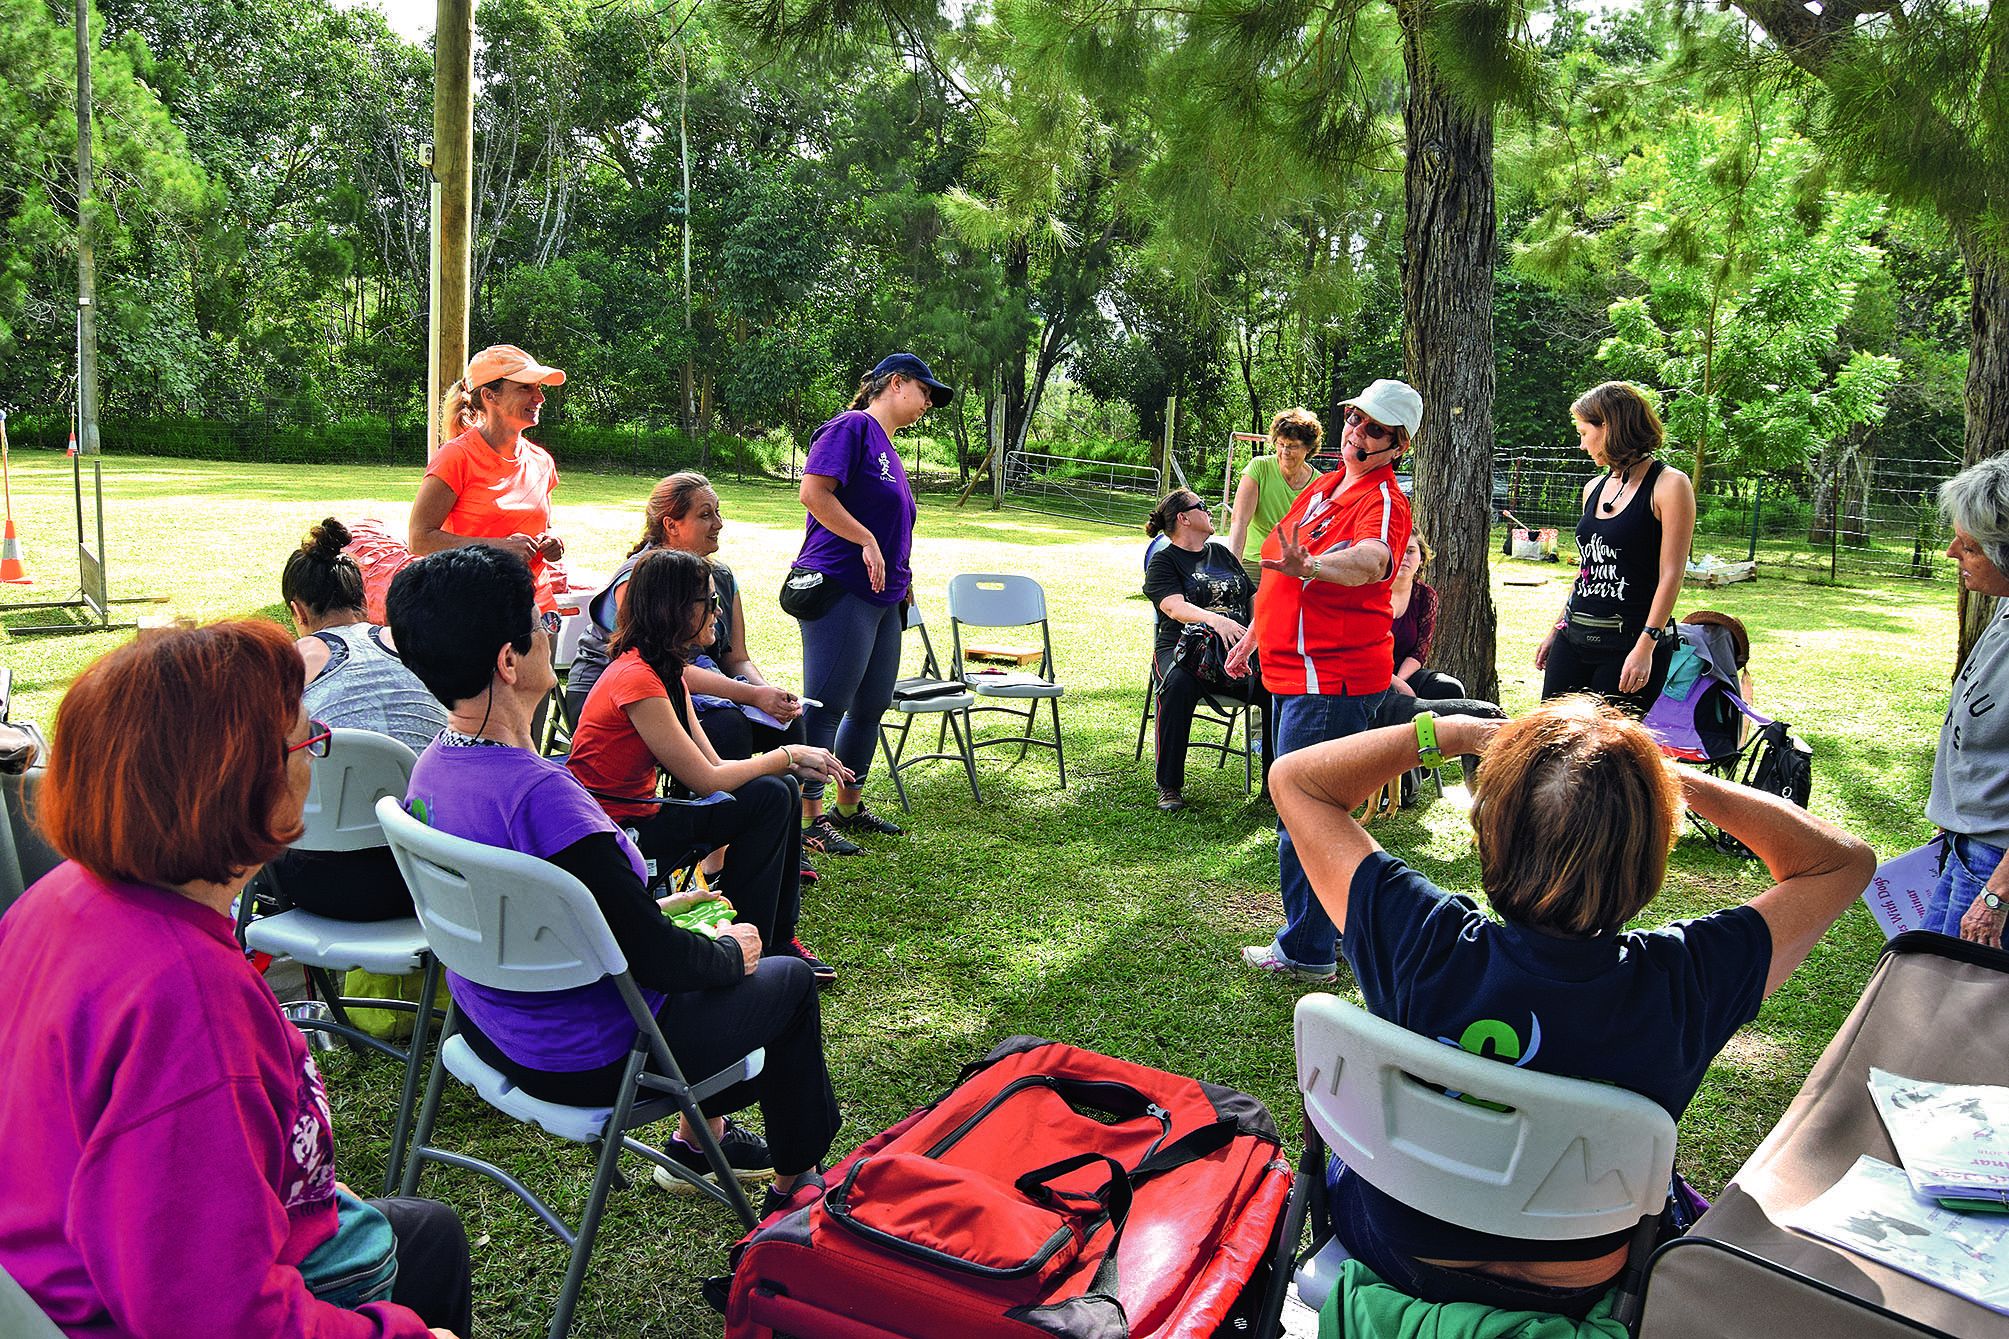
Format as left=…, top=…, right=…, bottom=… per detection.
left=1272, top=715, right=1503, bottom=933
left=1687, top=768, right=1875, bottom=996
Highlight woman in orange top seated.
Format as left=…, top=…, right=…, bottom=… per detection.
left=567, top=548, right=850, bottom=988
left=409, top=343, right=568, bottom=612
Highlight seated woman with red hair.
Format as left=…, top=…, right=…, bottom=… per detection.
left=0, top=622, right=470, bottom=1338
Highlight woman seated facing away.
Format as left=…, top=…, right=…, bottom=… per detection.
left=565, top=547, right=846, bottom=989
left=385, top=546, right=841, bottom=1208
left=1271, top=697, right=1873, bottom=1317
left=1141, top=488, right=1268, bottom=812
left=0, top=621, right=471, bottom=1339
left=566, top=474, right=805, bottom=762
left=270, top=516, right=449, bottom=921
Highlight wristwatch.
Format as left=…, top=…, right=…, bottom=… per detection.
left=1414, top=712, right=1445, bottom=769
left=1645, top=623, right=1674, bottom=642
left=1307, top=555, right=1323, bottom=581
left=1984, top=891, right=2006, bottom=913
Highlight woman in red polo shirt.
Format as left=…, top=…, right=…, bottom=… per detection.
left=1227, top=377, right=1418, bottom=984
left=408, top=343, right=569, bottom=612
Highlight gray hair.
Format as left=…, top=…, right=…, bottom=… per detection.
left=1940, top=456, right=2009, bottom=578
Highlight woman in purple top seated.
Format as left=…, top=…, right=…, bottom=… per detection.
left=787, top=352, right=951, bottom=857
left=0, top=621, right=470, bottom=1338
left=1271, top=696, right=1873, bottom=1317
left=385, top=545, right=839, bottom=1217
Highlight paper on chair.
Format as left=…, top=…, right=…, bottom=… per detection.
left=1869, top=1069, right=2009, bottom=1208
left=1785, top=1156, right=2009, bottom=1314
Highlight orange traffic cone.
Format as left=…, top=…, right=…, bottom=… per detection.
left=0, top=516, right=29, bottom=585
left=66, top=431, right=76, bottom=457
left=0, top=415, right=31, bottom=584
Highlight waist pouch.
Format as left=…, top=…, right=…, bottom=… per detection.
left=1564, top=609, right=1630, bottom=653
left=779, top=566, right=846, bottom=621
left=299, top=1187, right=398, bottom=1310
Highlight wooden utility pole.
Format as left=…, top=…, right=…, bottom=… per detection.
left=430, top=0, right=475, bottom=456
left=73, top=0, right=100, bottom=459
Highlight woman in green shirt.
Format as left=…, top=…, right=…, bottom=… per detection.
left=1224, top=407, right=1325, bottom=586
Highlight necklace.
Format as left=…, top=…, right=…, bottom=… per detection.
left=1599, top=460, right=1646, bottom=515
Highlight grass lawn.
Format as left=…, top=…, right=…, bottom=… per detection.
left=0, top=452, right=1955, bottom=1338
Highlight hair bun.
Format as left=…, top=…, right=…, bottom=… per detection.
left=308, top=517, right=352, bottom=557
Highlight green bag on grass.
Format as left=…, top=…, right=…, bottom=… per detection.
left=340, top=968, right=448, bottom=1043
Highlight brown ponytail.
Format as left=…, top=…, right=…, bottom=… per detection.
left=439, top=376, right=508, bottom=434
left=629, top=472, right=715, bottom=557
left=1145, top=490, right=1200, bottom=539
left=848, top=372, right=898, bottom=411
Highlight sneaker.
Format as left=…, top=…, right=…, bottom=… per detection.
left=761, top=1165, right=827, bottom=1220
left=829, top=801, right=904, bottom=836
left=1156, top=787, right=1186, bottom=813
left=652, top=1118, right=774, bottom=1194
left=783, top=936, right=838, bottom=990
left=1239, top=942, right=1338, bottom=985
left=802, top=815, right=862, bottom=857
left=798, top=859, right=820, bottom=885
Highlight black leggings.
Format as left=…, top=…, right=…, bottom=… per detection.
left=269, top=847, right=415, bottom=922
left=696, top=702, right=806, bottom=761
left=460, top=957, right=841, bottom=1177
left=364, top=1196, right=473, bottom=1335
left=1542, top=631, right=1674, bottom=717
left=623, top=773, right=803, bottom=944
left=1150, top=647, right=1271, bottom=792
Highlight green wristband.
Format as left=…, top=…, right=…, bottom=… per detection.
left=1414, top=711, right=1445, bottom=769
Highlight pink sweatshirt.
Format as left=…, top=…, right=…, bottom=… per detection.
left=0, top=862, right=432, bottom=1338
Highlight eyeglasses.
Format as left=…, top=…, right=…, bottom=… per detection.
left=1345, top=409, right=1394, bottom=442
left=288, top=719, right=333, bottom=759
left=694, top=590, right=722, bottom=613
left=1179, top=499, right=1212, bottom=516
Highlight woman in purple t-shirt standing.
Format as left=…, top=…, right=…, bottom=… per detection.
left=788, top=353, right=953, bottom=855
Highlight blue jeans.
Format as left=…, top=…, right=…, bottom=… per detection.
left=1924, top=833, right=2006, bottom=935
left=1271, top=688, right=1389, bottom=970
left=797, top=590, right=906, bottom=801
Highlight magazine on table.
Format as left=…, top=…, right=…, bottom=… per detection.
left=1785, top=1156, right=2009, bottom=1314
left=1869, top=1068, right=2009, bottom=1208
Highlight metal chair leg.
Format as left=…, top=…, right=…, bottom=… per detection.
left=951, top=709, right=983, bottom=803
left=1050, top=696, right=1066, bottom=787
left=1134, top=673, right=1155, bottom=762
left=382, top=953, right=440, bottom=1195
left=549, top=1051, right=651, bottom=1339
left=399, top=1002, right=460, bottom=1197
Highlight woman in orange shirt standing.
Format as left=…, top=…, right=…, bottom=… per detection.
left=409, top=343, right=569, bottom=611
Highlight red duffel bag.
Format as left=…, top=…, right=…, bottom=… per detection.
left=724, top=1036, right=1292, bottom=1339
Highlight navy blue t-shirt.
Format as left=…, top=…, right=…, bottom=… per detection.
left=1336, top=850, right=1772, bottom=1262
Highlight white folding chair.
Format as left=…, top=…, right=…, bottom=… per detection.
left=238, top=729, right=434, bottom=1195
left=1261, top=994, right=1677, bottom=1335
left=378, top=797, right=765, bottom=1339
left=878, top=603, right=982, bottom=811
left=946, top=573, right=1067, bottom=786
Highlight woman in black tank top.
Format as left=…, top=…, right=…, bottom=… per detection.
left=1536, top=383, right=1696, bottom=714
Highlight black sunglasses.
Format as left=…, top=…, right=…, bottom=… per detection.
left=1345, top=409, right=1395, bottom=442
left=1179, top=499, right=1212, bottom=516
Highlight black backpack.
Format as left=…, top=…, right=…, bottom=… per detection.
left=1706, top=721, right=1813, bottom=857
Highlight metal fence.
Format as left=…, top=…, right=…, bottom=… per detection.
left=1000, top=448, right=1166, bottom=527
left=1493, top=438, right=1961, bottom=584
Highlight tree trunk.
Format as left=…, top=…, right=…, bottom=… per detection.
left=1000, top=241, right=1032, bottom=464
left=1958, top=236, right=2009, bottom=667
left=1398, top=0, right=1500, bottom=702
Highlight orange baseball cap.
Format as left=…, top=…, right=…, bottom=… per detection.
left=464, top=344, right=566, bottom=387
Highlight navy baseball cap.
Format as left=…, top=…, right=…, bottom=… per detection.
left=870, top=353, right=955, bottom=407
